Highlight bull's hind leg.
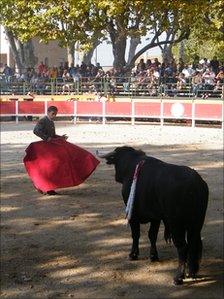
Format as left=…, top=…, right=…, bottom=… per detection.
left=129, top=220, right=140, bottom=260
left=148, top=220, right=160, bottom=261
left=187, top=229, right=202, bottom=278
left=171, top=226, right=188, bottom=285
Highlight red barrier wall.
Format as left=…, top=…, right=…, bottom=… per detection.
left=18, top=102, right=45, bottom=114
left=135, top=102, right=160, bottom=117
left=0, top=100, right=223, bottom=123
left=76, top=102, right=102, bottom=115
left=47, top=101, right=74, bottom=114
left=0, top=102, right=16, bottom=114
left=106, top=102, right=131, bottom=115
left=195, top=103, right=222, bottom=119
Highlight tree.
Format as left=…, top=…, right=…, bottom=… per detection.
left=172, top=0, right=224, bottom=63
left=0, top=0, right=39, bottom=72
left=0, top=0, right=105, bottom=68
left=1, top=0, right=223, bottom=72
left=94, top=0, right=206, bottom=69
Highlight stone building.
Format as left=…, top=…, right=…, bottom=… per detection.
left=0, top=26, right=67, bottom=71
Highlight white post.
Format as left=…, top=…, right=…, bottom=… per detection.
left=160, top=99, right=164, bottom=126
left=102, top=98, right=106, bottom=125
left=222, top=99, right=224, bottom=131
left=44, top=100, right=48, bottom=115
left=73, top=100, right=77, bottom=124
left=131, top=99, right=135, bottom=125
left=15, top=100, right=19, bottom=124
left=192, top=99, right=195, bottom=128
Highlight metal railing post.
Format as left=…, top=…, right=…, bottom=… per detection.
left=73, top=100, right=77, bottom=124
left=160, top=98, right=164, bottom=126
left=222, top=99, right=224, bottom=130
left=23, top=82, right=26, bottom=95
left=15, top=100, right=19, bottom=124
left=51, top=80, right=55, bottom=95
left=44, top=100, right=48, bottom=115
left=102, top=98, right=106, bottom=125
left=192, top=98, right=195, bottom=128
left=131, top=98, right=135, bottom=125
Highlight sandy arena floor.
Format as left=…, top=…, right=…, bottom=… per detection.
left=1, top=121, right=223, bottom=299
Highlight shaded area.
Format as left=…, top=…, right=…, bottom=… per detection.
left=1, top=138, right=223, bottom=298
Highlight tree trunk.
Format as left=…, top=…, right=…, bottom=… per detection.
left=125, top=29, right=190, bottom=72
left=83, top=40, right=101, bottom=65
left=127, top=37, right=141, bottom=65
left=5, top=29, right=37, bottom=74
left=179, top=40, right=185, bottom=61
left=112, top=36, right=127, bottom=68
left=67, top=42, right=75, bottom=66
left=161, top=44, right=173, bottom=62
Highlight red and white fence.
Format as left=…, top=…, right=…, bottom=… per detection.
left=0, top=99, right=223, bottom=128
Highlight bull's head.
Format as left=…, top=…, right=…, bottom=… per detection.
left=96, top=146, right=135, bottom=164
left=97, top=146, right=146, bottom=183
left=96, top=149, right=117, bottom=164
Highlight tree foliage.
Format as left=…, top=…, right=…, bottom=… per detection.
left=0, top=0, right=223, bottom=69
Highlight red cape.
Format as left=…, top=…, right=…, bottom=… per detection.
left=23, top=138, right=100, bottom=192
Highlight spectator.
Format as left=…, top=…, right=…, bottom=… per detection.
left=145, top=59, right=152, bottom=69
left=62, top=69, right=73, bottom=94
left=182, top=64, right=195, bottom=82
left=37, top=61, right=47, bottom=76
left=191, top=71, right=203, bottom=97
left=202, top=68, right=216, bottom=88
left=176, top=73, right=187, bottom=91
left=136, top=58, right=146, bottom=73
left=3, top=64, right=13, bottom=83
left=210, top=56, right=220, bottom=75
left=69, top=63, right=78, bottom=79
left=153, top=58, right=161, bottom=68
left=215, top=69, right=224, bottom=83
left=49, top=66, right=58, bottom=80
left=199, top=58, right=210, bottom=70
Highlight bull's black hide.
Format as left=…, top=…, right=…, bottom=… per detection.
left=99, top=146, right=208, bottom=285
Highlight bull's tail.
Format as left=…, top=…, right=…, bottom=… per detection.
left=187, top=179, right=208, bottom=277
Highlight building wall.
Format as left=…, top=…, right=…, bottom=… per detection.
left=32, top=37, right=67, bottom=67
left=0, top=26, right=67, bottom=70
left=0, top=26, right=11, bottom=70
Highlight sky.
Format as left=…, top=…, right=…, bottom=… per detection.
left=92, top=37, right=162, bottom=66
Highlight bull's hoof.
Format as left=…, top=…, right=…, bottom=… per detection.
left=150, top=255, right=159, bottom=262
left=129, top=253, right=138, bottom=260
left=173, top=277, right=184, bottom=285
left=187, top=272, right=197, bottom=279
left=173, top=272, right=185, bottom=285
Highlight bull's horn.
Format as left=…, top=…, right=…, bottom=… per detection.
left=96, top=149, right=114, bottom=158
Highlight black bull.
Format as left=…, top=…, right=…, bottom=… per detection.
left=98, top=146, right=208, bottom=285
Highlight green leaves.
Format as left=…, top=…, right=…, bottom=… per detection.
left=1, top=0, right=223, bottom=66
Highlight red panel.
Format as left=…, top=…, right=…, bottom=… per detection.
left=163, top=102, right=192, bottom=118
left=0, top=102, right=16, bottom=114
left=77, top=101, right=102, bottom=115
left=18, top=101, right=45, bottom=114
left=135, top=102, right=160, bottom=117
left=195, top=103, right=222, bottom=120
left=47, top=101, right=74, bottom=114
left=106, top=102, right=131, bottom=115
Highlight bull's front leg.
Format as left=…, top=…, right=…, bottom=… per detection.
left=129, top=220, right=140, bottom=260
left=148, top=220, right=160, bottom=262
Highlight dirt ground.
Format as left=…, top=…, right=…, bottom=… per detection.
left=1, top=122, right=223, bottom=299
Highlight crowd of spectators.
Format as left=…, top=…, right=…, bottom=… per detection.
left=1, top=56, right=224, bottom=98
